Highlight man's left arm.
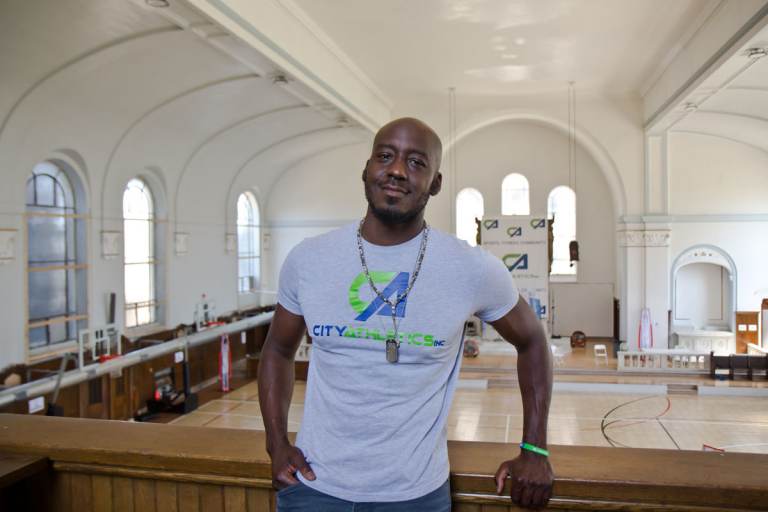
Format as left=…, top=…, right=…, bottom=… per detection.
left=489, top=298, right=554, bottom=508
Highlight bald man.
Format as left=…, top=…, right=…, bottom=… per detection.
left=258, top=118, right=554, bottom=511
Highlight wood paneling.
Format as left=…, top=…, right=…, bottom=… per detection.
left=1, top=413, right=768, bottom=511
left=156, top=480, right=178, bottom=512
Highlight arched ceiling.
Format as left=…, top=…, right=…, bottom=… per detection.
left=291, top=0, right=714, bottom=96
left=667, top=23, right=768, bottom=153
left=0, top=0, right=367, bottom=224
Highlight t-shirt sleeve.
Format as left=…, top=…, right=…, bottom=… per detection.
left=276, top=244, right=303, bottom=316
left=474, top=249, right=520, bottom=322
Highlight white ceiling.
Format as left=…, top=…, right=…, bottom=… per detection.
left=671, top=23, right=768, bottom=153
left=292, top=0, right=716, bottom=97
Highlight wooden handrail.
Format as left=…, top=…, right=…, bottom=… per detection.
left=0, top=414, right=766, bottom=510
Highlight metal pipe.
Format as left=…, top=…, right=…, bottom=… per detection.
left=0, top=312, right=273, bottom=408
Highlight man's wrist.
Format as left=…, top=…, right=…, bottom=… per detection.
left=519, top=441, right=549, bottom=457
left=266, top=435, right=291, bottom=455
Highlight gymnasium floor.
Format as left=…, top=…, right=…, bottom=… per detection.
left=170, top=345, right=768, bottom=454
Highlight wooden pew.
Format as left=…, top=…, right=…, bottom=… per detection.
left=0, top=414, right=767, bottom=511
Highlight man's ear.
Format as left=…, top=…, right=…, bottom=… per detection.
left=362, top=160, right=370, bottom=181
left=429, top=172, right=442, bottom=196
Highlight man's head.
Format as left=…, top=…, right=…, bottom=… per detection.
left=362, top=117, right=443, bottom=225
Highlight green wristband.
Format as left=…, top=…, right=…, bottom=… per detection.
left=520, top=442, right=549, bottom=457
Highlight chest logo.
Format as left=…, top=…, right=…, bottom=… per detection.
left=348, top=271, right=410, bottom=321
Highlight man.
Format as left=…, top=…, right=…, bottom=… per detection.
left=258, top=117, right=554, bottom=510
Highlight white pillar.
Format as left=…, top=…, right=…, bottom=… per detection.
left=617, top=225, right=671, bottom=348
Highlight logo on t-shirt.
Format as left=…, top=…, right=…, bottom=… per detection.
left=348, top=271, right=409, bottom=321
left=309, top=270, right=445, bottom=347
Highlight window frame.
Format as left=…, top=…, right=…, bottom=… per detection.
left=236, top=191, right=261, bottom=294
left=501, top=173, right=530, bottom=216
left=26, top=162, right=88, bottom=354
left=123, top=178, right=158, bottom=329
left=455, top=187, right=484, bottom=247
left=547, top=185, right=577, bottom=277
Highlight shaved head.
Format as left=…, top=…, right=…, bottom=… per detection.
left=373, top=117, right=443, bottom=171
left=362, top=117, right=443, bottom=226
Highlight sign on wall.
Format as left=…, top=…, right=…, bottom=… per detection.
left=480, top=215, right=549, bottom=326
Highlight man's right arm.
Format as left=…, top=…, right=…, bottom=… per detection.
left=257, top=304, right=316, bottom=488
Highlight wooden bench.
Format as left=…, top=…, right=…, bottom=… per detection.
left=710, top=352, right=768, bottom=380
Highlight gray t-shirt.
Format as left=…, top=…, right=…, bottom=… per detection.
left=277, top=223, right=519, bottom=502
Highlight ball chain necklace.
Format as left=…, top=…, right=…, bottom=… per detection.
left=356, top=218, right=429, bottom=363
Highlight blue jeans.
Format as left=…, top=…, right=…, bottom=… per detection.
left=276, top=479, right=451, bottom=511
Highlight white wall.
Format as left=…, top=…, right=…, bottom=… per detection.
left=669, top=133, right=768, bottom=214
left=674, top=263, right=731, bottom=329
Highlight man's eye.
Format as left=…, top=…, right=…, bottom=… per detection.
left=409, top=158, right=425, bottom=167
left=377, top=153, right=392, bottom=161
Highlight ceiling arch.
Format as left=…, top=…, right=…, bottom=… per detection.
left=446, top=111, right=627, bottom=217
left=223, top=126, right=368, bottom=230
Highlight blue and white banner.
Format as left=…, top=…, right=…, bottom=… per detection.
left=480, top=215, right=549, bottom=322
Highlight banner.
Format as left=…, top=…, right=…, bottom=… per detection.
left=638, top=308, right=653, bottom=349
left=219, top=334, right=231, bottom=392
left=480, top=215, right=549, bottom=325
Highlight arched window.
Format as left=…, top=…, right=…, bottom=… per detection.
left=123, top=179, right=156, bottom=328
left=26, top=162, right=85, bottom=349
left=237, top=192, right=260, bottom=293
left=547, top=186, right=576, bottom=275
left=501, top=173, right=530, bottom=215
left=456, top=188, right=484, bottom=246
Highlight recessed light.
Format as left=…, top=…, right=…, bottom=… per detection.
left=146, top=0, right=169, bottom=7
left=744, top=47, right=768, bottom=59
left=683, top=102, right=698, bottom=113
left=493, top=44, right=507, bottom=51
left=514, top=37, right=526, bottom=46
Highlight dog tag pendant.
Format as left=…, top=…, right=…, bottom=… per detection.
left=386, top=339, right=399, bottom=363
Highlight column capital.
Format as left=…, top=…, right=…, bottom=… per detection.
left=617, top=229, right=670, bottom=247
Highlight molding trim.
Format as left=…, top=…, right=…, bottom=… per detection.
left=101, top=231, right=121, bottom=260
left=174, top=232, right=189, bottom=256
left=620, top=213, right=768, bottom=224
left=0, top=229, right=18, bottom=264
left=617, top=229, right=670, bottom=247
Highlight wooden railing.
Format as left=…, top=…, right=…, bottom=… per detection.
left=1, top=414, right=767, bottom=511
left=617, top=350, right=709, bottom=373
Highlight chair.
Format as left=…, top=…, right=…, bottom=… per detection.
left=710, top=351, right=731, bottom=379
left=748, top=354, right=768, bottom=380
left=729, top=355, right=750, bottom=380
left=550, top=345, right=565, bottom=367
left=593, top=344, right=608, bottom=365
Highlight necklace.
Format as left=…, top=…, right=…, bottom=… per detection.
left=356, top=219, right=429, bottom=363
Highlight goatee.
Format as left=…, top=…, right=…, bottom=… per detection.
left=364, top=183, right=430, bottom=225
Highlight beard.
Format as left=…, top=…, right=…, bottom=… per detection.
left=364, top=180, right=431, bottom=225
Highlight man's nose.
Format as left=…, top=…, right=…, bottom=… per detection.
left=387, top=157, right=407, bottom=179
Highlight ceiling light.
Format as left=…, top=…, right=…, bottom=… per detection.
left=683, top=102, right=698, bottom=113
left=336, top=116, right=352, bottom=128
left=744, top=47, right=768, bottom=59
left=271, top=73, right=289, bottom=85
left=493, top=44, right=507, bottom=51
left=146, top=0, right=170, bottom=7
left=514, top=37, right=526, bottom=46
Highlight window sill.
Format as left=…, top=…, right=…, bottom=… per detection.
left=124, top=323, right=167, bottom=341
left=28, top=341, right=79, bottom=364
left=549, top=274, right=578, bottom=283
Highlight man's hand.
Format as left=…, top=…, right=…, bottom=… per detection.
left=270, top=443, right=316, bottom=490
left=494, top=452, right=554, bottom=509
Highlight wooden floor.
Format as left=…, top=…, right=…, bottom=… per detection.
left=170, top=345, right=768, bottom=455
